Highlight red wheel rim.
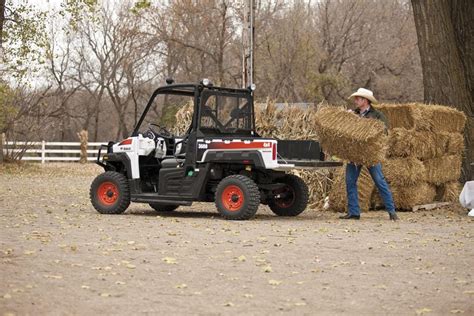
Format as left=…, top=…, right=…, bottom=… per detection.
left=274, top=185, right=295, bottom=208
left=97, top=181, right=119, bottom=206
left=221, top=185, right=244, bottom=212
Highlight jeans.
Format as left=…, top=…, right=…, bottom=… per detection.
left=345, top=162, right=396, bottom=216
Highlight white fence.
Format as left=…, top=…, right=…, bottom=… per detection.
left=3, top=141, right=108, bottom=163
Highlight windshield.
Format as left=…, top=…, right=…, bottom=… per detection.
left=138, top=93, right=193, bottom=136
left=199, top=93, right=253, bottom=135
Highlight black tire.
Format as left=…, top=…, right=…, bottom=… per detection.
left=215, top=175, right=260, bottom=220
left=90, top=171, right=130, bottom=214
left=268, top=174, right=308, bottom=216
left=149, top=203, right=179, bottom=212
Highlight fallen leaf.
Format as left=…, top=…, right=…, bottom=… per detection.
left=237, top=255, right=246, bottom=262
left=416, top=308, right=432, bottom=315
left=262, top=265, right=272, bottom=273
left=43, top=275, right=63, bottom=279
left=176, top=284, right=187, bottom=289
left=162, top=257, right=177, bottom=264
left=126, top=264, right=136, bottom=269
left=269, top=280, right=282, bottom=286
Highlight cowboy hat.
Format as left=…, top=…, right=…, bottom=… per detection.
left=348, top=88, right=378, bottom=104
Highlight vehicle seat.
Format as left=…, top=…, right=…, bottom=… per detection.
left=161, top=158, right=185, bottom=168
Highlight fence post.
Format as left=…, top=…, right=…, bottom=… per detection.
left=0, top=133, right=4, bottom=163
left=77, top=130, right=88, bottom=164
left=41, top=140, right=46, bottom=164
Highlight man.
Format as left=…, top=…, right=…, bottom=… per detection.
left=340, top=88, right=399, bottom=221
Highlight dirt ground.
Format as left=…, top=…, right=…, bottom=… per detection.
left=1, top=163, right=473, bottom=315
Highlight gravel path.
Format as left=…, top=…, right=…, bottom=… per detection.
left=1, top=163, right=473, bottom=315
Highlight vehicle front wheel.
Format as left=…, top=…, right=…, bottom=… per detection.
left=90, top=171, right=130, bottom=214
left=215, top=175, right=260, bottom=220
left=268, top=174, right=308, bottom=216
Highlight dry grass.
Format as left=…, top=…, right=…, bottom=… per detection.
left=383, top=157, right=425, bottom=186
left=291, top=168, right=332, bottom=209
left=424, top=155, right=462, bottom=185
left=172, top=102, right=193, bottom=136
left=314, top=107, right=387, bottom=166
left=255, top=101, right=319, bottom=140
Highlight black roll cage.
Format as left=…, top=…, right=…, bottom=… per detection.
left=132, top=82, right=255, bottom=138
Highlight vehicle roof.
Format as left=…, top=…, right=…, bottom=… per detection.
left=156, top=82, right=252, bottom=95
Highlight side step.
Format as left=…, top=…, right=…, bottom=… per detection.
left=131, top=193, right=193, bottom=206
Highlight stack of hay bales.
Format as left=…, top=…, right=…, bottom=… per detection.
left=325, top=103, right=465, bottom=212
left=373, top=103, right=466, bottom=209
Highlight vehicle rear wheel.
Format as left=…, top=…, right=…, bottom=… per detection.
left=149, top=203, right=179, bottom=212
left=268, top=174, right=308, bottom=216
left=215, top=175, right=260, bottom=220
left=90, top=171, right=130, bottom=214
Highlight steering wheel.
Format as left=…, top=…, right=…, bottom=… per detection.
left=148, top=123, right=174, bottom=138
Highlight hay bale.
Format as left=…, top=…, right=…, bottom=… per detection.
left=436, top=181, right=462, bottom=203
left=374, top=103, right=430, bottom=130
left=328, top=166, right=374, bottom=212
left=390, top=182, right=437, bottom=210
left=383, top=157, right=425, bottom=186
left=420, top=104, right=466, bottom=133
left=375, top=103, right=466, bottom=133
left=314, top=107, right=387, bottom=166
left=388, top=128, right=449, bottom=159
left=424, top=155, right=462, bottom=185
left=444, top=132, right=464, bottom=155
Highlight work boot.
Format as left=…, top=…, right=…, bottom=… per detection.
left=339, top=214, right=360, bottom=220
left=389, top=212, right=399, bottom=221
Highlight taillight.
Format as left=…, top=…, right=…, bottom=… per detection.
left=272, top=143, right=277, bottom=160
left=119, top=138, right=132, bottom=146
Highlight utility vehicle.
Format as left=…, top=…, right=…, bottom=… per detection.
left=90, top=79, right=341, bottom=220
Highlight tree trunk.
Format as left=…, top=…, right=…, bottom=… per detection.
left=411, top=0, right=474, bottom=181
left=0, top=0, right=5, bottom=47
